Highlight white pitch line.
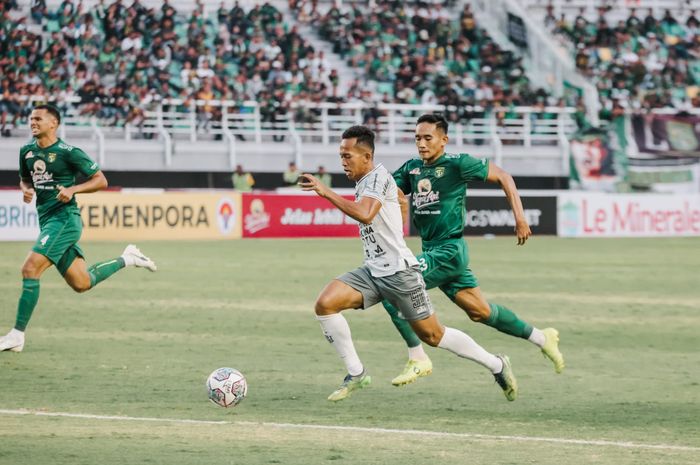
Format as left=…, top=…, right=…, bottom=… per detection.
left=1, top=408, right=698, bottom=452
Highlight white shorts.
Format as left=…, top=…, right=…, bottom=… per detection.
left=337, top=265, right=434, bottom=321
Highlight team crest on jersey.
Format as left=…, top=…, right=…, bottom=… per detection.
left=25, top=151, right=34, bottom=159
left=409, top=168, right=420, bottom=175
left=435, top=167, right=445, bottom=178
left=47, top=153, right=56, bottom=163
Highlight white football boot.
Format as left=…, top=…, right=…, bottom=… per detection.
left=0, top=329, right=25, bottom=352
left=121, top=244, right=157, bottom=272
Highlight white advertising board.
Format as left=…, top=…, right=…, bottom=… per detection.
left=558, top=193, right=700, bottom=237
left=0, top=191, right=39, bottom=241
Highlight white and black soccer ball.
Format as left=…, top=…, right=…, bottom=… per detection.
left=206, top=367, right=248, bottom=408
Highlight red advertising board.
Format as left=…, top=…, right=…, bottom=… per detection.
left=242, top=193, right=360, bottom=238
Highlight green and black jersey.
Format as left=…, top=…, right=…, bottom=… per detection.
left=19, top=138, right=100, bottom=223
left=393, top=153, right=489, bottom=243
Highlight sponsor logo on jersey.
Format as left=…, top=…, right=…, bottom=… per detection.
left=409, top=168, right=421, bottom=175
left=47, top=153, right=56, bottom=163
left=435, top=167, right=445, bottom=178
left=413, top=178, right=440, bottom=210
left=216, top=197, right=236, bottom=235
left=58, top=142, right=74, bottom=151
left=25, top=151, right=34, bottom=159
left=31, top=159, right=54, bottom=187
left=244, top=199, right=271, bottom=234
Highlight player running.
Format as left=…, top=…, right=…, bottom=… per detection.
left=384, top=113, right=565, bottom=386
left=300, top=125, right=518, bottom=402
left=0, top=104, right=157, bottom=353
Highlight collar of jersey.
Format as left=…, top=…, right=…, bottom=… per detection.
left=355, top=163, right=384, bottom=184
left=421, top=152, right=449, bottom=167
left=33, top=137, right=62, bottom=151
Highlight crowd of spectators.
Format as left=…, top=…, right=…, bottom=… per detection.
left=3, top=0, right=697, bottom=140
left=291, top=0, right=574, bottom=128
left=544, top=5, right=700, bottom=120
left=0, top=0, right=344, bottom=137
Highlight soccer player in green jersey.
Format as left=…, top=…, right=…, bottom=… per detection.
left=384, top=113, right=565, bottom=386
left=0, top=104, right=157, bottom=353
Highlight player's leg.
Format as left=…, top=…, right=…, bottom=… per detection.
left=315, top=271, right=374, bottom=401
left=60, top=243, right=157, bottom=293
left=383, top=268, right=517, bottom=401
left=452, top=286, right=564, bottom=373
left=409, top=314, right=516, bottom=400
left=382, top=299, right=433, bottom=386
left=0, top=252, right=52, bottom=352
left=382, top=247, right=458, bottom=385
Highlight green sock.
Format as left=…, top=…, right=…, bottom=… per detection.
left=15, top=278, right=40, bottom=331
left=485, top=303, right=533, bottom=339
left=88, top=257, right=126, bottom=288
left=381, top=300, right=422, bottom=348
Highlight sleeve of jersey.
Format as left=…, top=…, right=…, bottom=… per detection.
left=360, top=171, right=388, bottom=204
left=70, top=148, right=100, bottom=177
left=392, top=161, right=411, bottom=194
left=19, top=148, right=30, bottom=180
left=459, top=154, right=489, bottom=182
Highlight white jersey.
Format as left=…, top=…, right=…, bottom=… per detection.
left=355, top=164, right=418, bottom=277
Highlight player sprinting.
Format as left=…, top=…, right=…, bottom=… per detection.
left=0, top=104, right=157, bottom=353
left=384, top=113, right=564, bottom=386
left=300, top=125, right=518, bottom=402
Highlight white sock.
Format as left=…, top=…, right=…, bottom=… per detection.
left=9, top=328, right=24, bottom=337
left=528, top=328, right=545, bottom=348
left=316, top=313, right=364, bottom=376
left=437, top=327, right=503, bottom=374
left=408, top=344, right=429, bottom=361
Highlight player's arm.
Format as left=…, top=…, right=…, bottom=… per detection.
left=298, top=173, right=381, bottom=224
left=20, top=177, right=34, bottom=204
left=397, top=187, right=409, bottom=224
left=56, top=171, right=108, bottom=203
left=485, top=163, right=531, bottom=245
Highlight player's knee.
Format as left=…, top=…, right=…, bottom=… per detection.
left=414, top=326, right=443, bottom=347
left=465, top=306, right=490, bottom=323
left=21, top=262, right=39, bottom=278
left=69, top=279, right=92, bottom=293
left=314, top=296, right=337, bottom=316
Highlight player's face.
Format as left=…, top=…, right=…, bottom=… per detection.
left=415, top=122, right=448, bottom=164
left=339, top=138, right=371, bottom=181
left=29, top=109, right=58, bottom=138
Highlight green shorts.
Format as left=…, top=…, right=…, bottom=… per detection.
left=32, top=211, right=85, bottom=275
left=417, top=238, right=478, bottom=301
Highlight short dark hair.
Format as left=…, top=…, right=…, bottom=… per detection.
left=33, top=104, right=61, bottom=125
left=342, top=125, right=375, bottom=154
left=417, top=113, right=448, bottom=134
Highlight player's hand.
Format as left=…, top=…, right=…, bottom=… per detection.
left=22, top=187, right=35, bottom=204
left=515, top=219, right=531, bottom=245
left=298, top=173, right=328, bottom=197
left=55, top=185, right=75, bottom=203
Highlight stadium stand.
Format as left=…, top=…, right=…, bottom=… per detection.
left=11, top=0, right=695, bottom=189
left=528, top=0, right=700, bottom=118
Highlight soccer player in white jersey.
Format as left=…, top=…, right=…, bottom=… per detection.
left=299, top=125, right=518, bottom=402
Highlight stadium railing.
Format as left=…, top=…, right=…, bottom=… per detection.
left=12, top=96, right=577, bottom=169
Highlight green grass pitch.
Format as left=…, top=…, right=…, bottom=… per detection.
left=0, top=237, right=698, bottom=465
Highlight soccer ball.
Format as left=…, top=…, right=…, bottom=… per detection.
left=206, top=367, right=248, bottom=408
